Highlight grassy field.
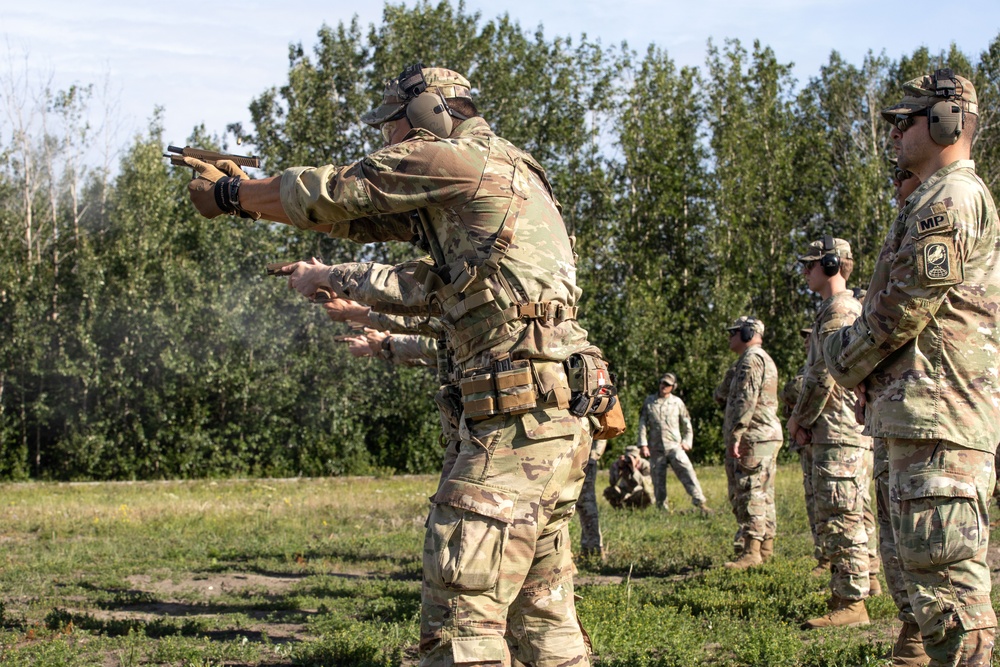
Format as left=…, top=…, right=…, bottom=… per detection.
left=0, top=462, right=995, bottom=666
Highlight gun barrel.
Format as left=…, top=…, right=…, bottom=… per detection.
left=165, top=145, right=261, bottom=169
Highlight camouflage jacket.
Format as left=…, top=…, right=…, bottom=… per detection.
left=824, top=160, right=1000, bottom=452
left=723, top=345, right=783, bottom=448
left=780, top=368, right=804, bottom=417
left=792, top=291, right=867, bottom=446
left=608, top=456, right=652, bottom=489
left=279, top=118, right=599, bottom=373
left=637, top=394, right=692, bottom=450
left=384, top=334, right=437, bottom=368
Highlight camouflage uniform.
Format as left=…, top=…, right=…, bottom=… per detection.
left=637, top=391, right=707, bottom=510
left=604, top=449, right=654, bottom=509
left=824, top=73, right=1000, bottom=666
left=722, top=326, right=783, bottom=544
left=577, top=439, right=606, bottom=556
left=280, top=68, right=602, bottom=666
left=791, top=276, right=873, bottom=602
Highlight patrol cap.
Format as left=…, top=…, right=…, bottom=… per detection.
left=362, top=65, right=473, bottom=127
left=660, top=373, right=677, bottom=386
left=797, top=237, right=853, bottom=263
left=726, top=315, right=765, bottom=337
left=880, top=71, right=979, bottom=124
left=799, top=327, right=813, bottom=339
left=624, top=445, right=640, bottom=456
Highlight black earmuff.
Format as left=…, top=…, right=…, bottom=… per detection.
left=928, top=68, right=964, bottom=146
left=739, top=318, right=757, bottom=343
left=820, top=234, right=841, bottom=277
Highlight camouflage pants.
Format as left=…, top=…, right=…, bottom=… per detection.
left=650, top=446, right=706, bottom=510
left=725, top=442, right=778, bottom=542
left=862, top=447, right=880, bottom=578
left=577, top=458, right=602, bottom=553
left=796, top=443, right=820, bottom=558
left=888, top=438, right=997, bottom=667
left=420, top=408, right=592, bottom=667
left=874, top=438, right=914, bottom=622
left=812, top=443, right=871, bottom=600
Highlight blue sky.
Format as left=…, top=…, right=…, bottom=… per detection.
left=2, top=0, right=999, bottom=154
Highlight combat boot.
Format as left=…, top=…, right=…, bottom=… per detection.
left=801, top=595, right=870, bottom=629
left=759, top=538, right=774, bottom=562
left=810, top=557, right=831, bottom=577
left=725, top=538, right=762, bottom=570
left=868, top=573, right=882, bottom=596
left=891, top=621, right=929, bottom=666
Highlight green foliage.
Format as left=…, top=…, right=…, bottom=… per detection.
left=1, top=4, right=998, bottom=478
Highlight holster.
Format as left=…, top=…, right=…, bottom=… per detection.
left=565, top=353, right=619, bottom=417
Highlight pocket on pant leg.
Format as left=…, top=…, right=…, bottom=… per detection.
left=815, top=456, right=862, bottom=511
left=429, top=479, right=518, bottom=592
left=897, top=470, right=980, bottom=568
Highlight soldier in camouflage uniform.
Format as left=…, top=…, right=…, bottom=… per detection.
left=824, top=71, right=1000, bottom=667
left=637, top=373, right=711, bottom=512
left=604, top=446, right=654, bottom=509
left=790, top=238, right=873, bottom=629
left=720, top=316, right=783, bottom=569
left=185, top=65, right=604, bottom=667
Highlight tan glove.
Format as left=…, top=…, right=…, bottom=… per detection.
left=184, top=157, right=260, bottom=220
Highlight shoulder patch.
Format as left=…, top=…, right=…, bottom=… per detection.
left=913, top=207, right=955, bottom=237
left=930, top=201, right=948, bottom=215
left=915, top=234, right=963, bottom=287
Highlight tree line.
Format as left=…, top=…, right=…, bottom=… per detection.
left=1, top=0, right=998, bottom=480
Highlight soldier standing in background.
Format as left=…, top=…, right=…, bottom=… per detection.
left=790, top=237, right=873, bottom=629
left=721, top=316, right=783, bottom=569
left=825, top=70, right=999, bottom=667
left=637, top=373, right=711, bottom=513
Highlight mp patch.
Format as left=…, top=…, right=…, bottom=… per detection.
left=915, top=234, right=962, bottom=287
left=914, top=210, right=954, bottom=237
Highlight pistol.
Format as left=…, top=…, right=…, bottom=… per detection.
left=164, top=145, right=261, bottom=169
left=266, top=262, right=334, bottom=303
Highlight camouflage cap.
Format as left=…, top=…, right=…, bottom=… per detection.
left=660, top=373, right=677, bottom=386
left=362, top=65, right=473, bottom=127
left=880, top=71, right=979, bottom=124
left=726, top=315, right=765, bottom=337
left=799, top=327, right=813, bottom=339
left=624, top=445, right=640, bottom=456
left=797, top=237, right=853, bottom=263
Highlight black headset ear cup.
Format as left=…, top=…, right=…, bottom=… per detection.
left=740, top=320, right=754, bottom=343
left=821, top=234, right=841, bottom=277
left=405, top=91, right=453, bottom=138
left=928, top=99, right=963, bottom=145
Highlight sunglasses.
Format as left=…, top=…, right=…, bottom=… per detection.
left=891, top=109, right=926, bottom=133
left=893, top=166, right=914, bottom=182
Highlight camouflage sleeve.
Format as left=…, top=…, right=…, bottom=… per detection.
left=792, top=310, right=852, bottom=427
left=780, top=373, right=804, bottom=415
left=679, top=401, right=693, bottom=449
left=328, top=260, right=443, bottom=317
left=727, top=354, right=764, bottom=446
left=637, top=398, right=650, bottom=448
left=279, top=138, right=482, bottom=234
left=825, top=189, right=974, bottom=388
left=714, top=365, right=736, bottom=406
left=366, top=311, right=444, bottom=337
left=387, top=334, right=437, bottom=367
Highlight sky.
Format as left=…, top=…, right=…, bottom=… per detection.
left=2, top=0, right=999, bottom=157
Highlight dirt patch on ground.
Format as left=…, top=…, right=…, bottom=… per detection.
left=127, top=572, right=305, bottom=599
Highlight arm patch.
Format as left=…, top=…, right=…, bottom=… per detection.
left=915, top=234, right=963, bottom=287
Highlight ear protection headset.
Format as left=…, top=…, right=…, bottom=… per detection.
left=739, top=317, right=759, bottom=343
left=395, top=63, right=469, bottom=138
left=820, top=234, right=841, bottom=277
left=927, top=68, right=965, bottom=146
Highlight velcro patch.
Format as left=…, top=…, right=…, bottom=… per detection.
left=915, top=234, right=963, bottom=287
left=930, top=201, right=948, bottom=215
left=914, top=211, right=954, bottom=237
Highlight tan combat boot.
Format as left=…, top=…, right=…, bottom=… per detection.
left=759, top=538, right=774, bottom=562
left=725, top=538, right=763, bottom=569
left=810, top=557, right=831, bottom=577
left=891, top=621, right=929, bottom=666
left=869, top=573, right=882, bottom=596
left=801, top=594, right=870, bottom=629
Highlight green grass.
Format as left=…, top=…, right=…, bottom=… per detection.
left=0, top=465, right=991, bottom=665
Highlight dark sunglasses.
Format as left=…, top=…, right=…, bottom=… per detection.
left=891, top=109, right=926, bottom=133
